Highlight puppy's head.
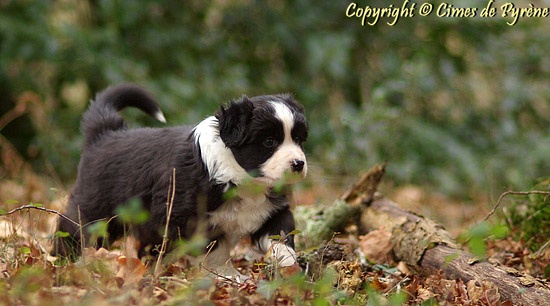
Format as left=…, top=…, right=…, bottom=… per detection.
left=216, top=94, right=308, bottom=185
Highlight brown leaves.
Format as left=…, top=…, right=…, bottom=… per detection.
left=467, top=280, right=502, bottom=306
left=418, top=272, right=508, bottom=306
left=1, top=184, right=547, bottom=306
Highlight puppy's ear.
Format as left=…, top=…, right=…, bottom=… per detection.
left=216, top=96, right=254, bottom=147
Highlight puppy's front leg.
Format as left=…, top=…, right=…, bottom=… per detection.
left=203, top=236, right=248, bottom=282
left=251, top=206, right=298, bottom=267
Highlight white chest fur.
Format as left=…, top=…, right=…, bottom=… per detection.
left=208, top=192, right=276, bottom=237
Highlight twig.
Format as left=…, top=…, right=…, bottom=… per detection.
left=78, top=207, right=85, bottom=263
left=199, top=240, right=245, bottom=283
left=384, top=275, right=411, bottom=297
left=533, top=239, right=550, bottom=258
left=154, top=168, right=177, bottom=278
left=199, top=263, right=242, bottom=286
left=484, top=190, right=550, bottom=221
left=0, top=204, right=80, bottom=226
left=318, top=232, right=338, bottom=277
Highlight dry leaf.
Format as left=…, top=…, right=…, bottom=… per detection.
left=370, top=275, right=390, bottom=292
left=359, top=229, right=392, bottom=263
left=279, top=262, right=302, bottom=278
left=451, top=278, right=470, bottom=305
left=116, top=255, right=146, bottom=286
left=417, top=288, right=436, bottom=302
left=396, top=261, right=410, bottom=275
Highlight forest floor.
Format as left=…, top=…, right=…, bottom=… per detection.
left=0, top=170, right=549, bottom=305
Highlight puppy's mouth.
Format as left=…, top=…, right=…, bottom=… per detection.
left=253, top=170, right=306, bottom=187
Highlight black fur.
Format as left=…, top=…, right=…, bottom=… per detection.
left=52, top=84, right=307, bottom=260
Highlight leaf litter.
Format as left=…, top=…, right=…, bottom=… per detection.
left=1, top=178, right=549, bottom=305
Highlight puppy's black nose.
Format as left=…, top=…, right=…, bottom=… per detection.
left=291, top=159, right=305, bottom=172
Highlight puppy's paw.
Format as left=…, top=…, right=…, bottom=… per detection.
left=267, top=242, right=298, bottom=267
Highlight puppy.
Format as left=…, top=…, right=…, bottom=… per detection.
left=52, top=84, right=308, bottom=279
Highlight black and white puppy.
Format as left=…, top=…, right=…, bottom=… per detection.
left=52, top=84, right=308, bottom=279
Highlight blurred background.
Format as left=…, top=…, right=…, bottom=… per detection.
left=1, top=0, right=549, bottom=206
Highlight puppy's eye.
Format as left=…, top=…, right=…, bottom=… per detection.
left=294, top=137, right=303, bottom=144
left=263, top=138, right=278, bottom=148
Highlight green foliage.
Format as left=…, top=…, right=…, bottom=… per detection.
left=168, top=234, right=208, bottom=258
left=87, top=220, right=109, bottom=242
left=505, top=178, right=550, bottom=252
left=255, top=268, right=341, bottom=304
left=115, top=198, right=150, bottom=225
left=54, top=230, right=70, bottom=238
left=458, top=221, right=509, bottom=257
left=1, top=1, right=548, bottom=197
left=366, top=290, right=408, bottom=306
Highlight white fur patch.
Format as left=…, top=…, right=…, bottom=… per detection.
left=270, top=101, right=295, bottom=135
left=209, top=190, right=276, bottom=236
left=193, top=116, right=249, bottom=185
left=154, top=110, right=167, bottom=123
left=207, top=187, right=279, bottom=279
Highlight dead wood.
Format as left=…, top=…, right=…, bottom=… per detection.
left=297, top=163, right=550, bottom=305
left=360, top=197, right=550, bottom=305
left=421, top=244, right=550, bottom=305
left=294, top=163, right=387, bottom=249
left=340, top=161, right=387, bottom=205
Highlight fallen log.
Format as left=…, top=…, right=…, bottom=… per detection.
left=295, top=163, right=550, bottom=305
left=362, top=197, right=550, bottom=305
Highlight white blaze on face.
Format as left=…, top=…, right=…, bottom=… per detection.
left=260, top=102, right=307, bottom=183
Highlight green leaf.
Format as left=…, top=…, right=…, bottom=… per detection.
left=490, top=224, right=509, bottom=239
left=87, top=221, right=109, bottom=240
left=54, top=231, right=70, bottom=238
left=288, top=229, right=302, bottom=236
left=115, top=198, right=149, bottom=225
left=223, top=187, right=238, bottom=201
left=389, top=291, right=407, bottom=305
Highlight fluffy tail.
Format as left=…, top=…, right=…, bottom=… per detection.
left=82, top=84, right=166, bottom=147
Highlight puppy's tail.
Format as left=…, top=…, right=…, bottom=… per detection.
left=82, top=84, right=166, bottom=147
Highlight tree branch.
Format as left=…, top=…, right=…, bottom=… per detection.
left=1, top=204, right=79, bottom=227
left=484, top=190, right=550, bottom=221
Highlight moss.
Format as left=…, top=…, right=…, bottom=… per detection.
left=505, top=178, right=550, bottom=252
